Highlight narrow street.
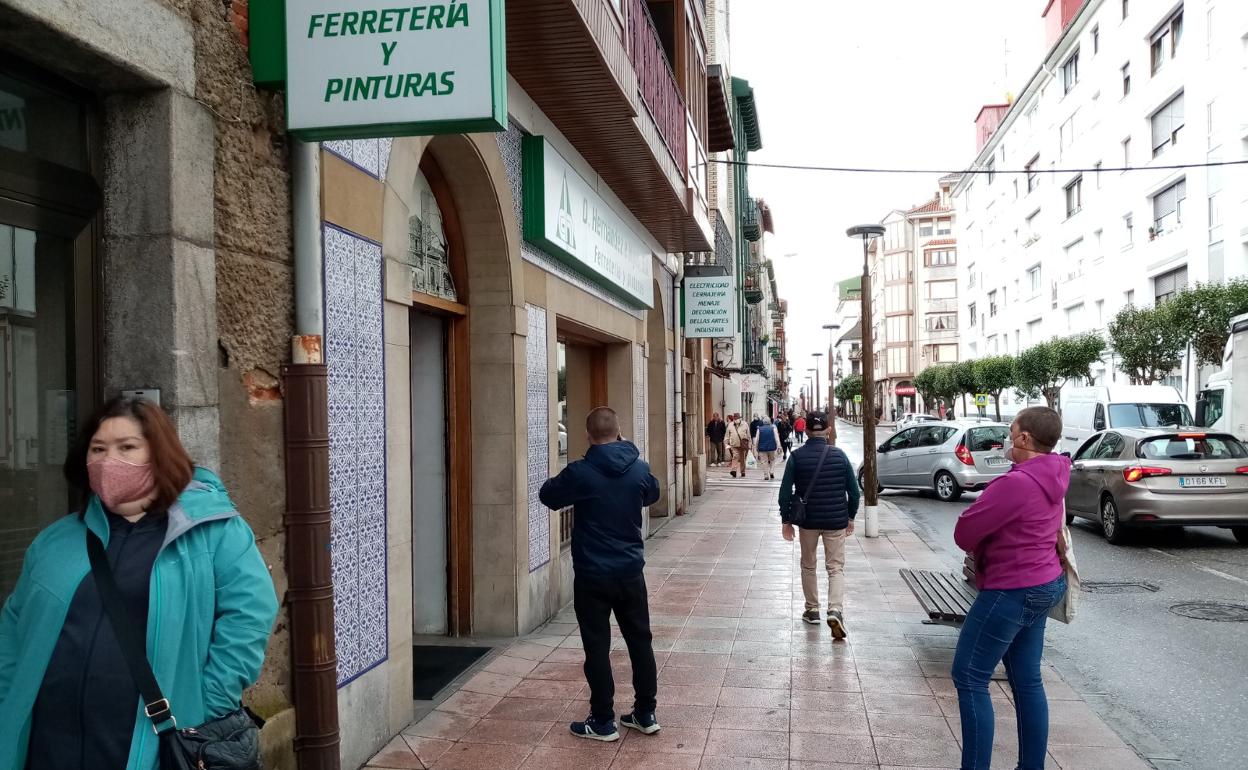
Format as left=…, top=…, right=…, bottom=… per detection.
left=836, top=422, right=1248, bottom=770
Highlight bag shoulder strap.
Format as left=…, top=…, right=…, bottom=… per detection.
left=797, top=445, right=831, bottom=503
left=86, top=532, right=176, bottom=731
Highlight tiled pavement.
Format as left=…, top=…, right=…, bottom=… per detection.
left=366, top=459, right=1153, bottom=770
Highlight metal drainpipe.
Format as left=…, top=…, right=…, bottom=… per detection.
left=283, top=138, right=341, bottom=770
left=672, top=266, right=684, bottom=512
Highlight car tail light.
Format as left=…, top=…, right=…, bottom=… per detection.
left=1177, top=432, right=1207, bottom=439
left=1236, top=466, right=1248, bottom=475
left=1123, top=466, right=1172, bottom=483
left=955, top=444, right=975, bottom=466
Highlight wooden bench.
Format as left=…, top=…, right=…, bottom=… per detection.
left=899, top=556, right=979, bottom=626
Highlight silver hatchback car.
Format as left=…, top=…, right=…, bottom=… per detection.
left=1066, top=428, right=1248, bottom=544
left=860, top=421, right=1012, bottom=502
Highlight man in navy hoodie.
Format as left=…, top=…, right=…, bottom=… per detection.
left=540, top=407, right=662, bottom=742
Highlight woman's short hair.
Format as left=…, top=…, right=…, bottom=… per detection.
left=1014, top=406, right=1062, bottom=452
left=65, top=396, right=195, bottom=512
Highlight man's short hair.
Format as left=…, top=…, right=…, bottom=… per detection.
left=586, top=407, right=620, bottom=442
left=1015, top=406, right=1062, bottom=452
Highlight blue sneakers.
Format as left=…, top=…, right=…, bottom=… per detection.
left=569, top=714, right=619, bottom=742
left=620, top=712, right=661, bottom=735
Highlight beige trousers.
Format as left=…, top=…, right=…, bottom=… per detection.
left=799, top=528, right=847, bottom=613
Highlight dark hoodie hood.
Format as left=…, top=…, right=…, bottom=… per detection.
left=1014, top=452, right=1072, bottom=503
left=585, top=440, right=641, bottom=477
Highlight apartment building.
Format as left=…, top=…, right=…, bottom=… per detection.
left=868, top=177, right=962, bottom=418
left=955, top=0, right=1248, bottom=406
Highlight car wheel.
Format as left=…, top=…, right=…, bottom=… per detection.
left=1232, top=527, right=1248, bottom=546
left=934, top=471, right=962, bottom=502
left=858, top=467, right=883, bottom=494
left=1100, top=495, right=1129, bottom=545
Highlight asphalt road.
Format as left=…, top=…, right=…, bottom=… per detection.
left=835, top=421, right=1248, bottom=770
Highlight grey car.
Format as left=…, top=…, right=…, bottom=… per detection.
left=1066, top=428, right=1248, bottom=545
left=860, top=421, right=1012, bottom=502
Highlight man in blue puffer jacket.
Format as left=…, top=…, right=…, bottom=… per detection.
left=540, top=407, right=661, bottom=744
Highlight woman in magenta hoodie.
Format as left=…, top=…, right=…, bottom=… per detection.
left=952, top=407, right=1070, bottom=770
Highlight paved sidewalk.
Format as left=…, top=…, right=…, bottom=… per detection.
left=365, top=467, right=1152, bottom=770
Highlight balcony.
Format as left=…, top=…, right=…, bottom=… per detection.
left=507, top=0, right=713, bottom=252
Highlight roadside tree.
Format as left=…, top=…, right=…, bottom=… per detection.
left=1012, top=333, right=1105, bottom=411
left=1161, top=279, right=1248, bottom=371
left=1108, top=304, right=1186, bottom=385
left=972, top=356, right=1015, bottom=421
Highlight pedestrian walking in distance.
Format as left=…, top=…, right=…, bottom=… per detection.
left=725, top=414, right=751, bottom=478
left=777, top=411, right=859, bottom=638
left=952, top=406, right=1071, bottom=770
left=776, top=416, right=794, bottom=459
left=0, top=396, right=278, bottom=770
left=705, top=412, right=727, bottom=467
left=539, top=407, right=662, bottom=742
left=755, top=416, right=779, bottom=480
left=793, top=414, right=807, bottom=445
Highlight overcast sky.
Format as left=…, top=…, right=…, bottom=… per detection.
left=730, top=0, right=1045, bottom=391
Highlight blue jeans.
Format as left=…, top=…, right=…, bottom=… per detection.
left=951, top=574, right=1067, bottom=770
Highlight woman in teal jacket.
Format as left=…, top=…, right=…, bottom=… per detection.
left=0, top=396, right=278, bottom=770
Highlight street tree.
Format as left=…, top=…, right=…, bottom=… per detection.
left=972, top=356, right=1015, bottom=421
left=835, top=375, right=863, bottom=416
left=1012, top=333, right=1105, bottom=410
left=1160, top=279, right=1248, bottom=370
left=952, top=360, right=980, bottom=417
left=1108, top=304, right=1186, bottom=384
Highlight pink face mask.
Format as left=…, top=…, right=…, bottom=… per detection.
left=88, top=457, right=155, bottom=511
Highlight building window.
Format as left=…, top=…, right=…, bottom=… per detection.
left=931, top=344, right=959, bottom=363
left=1207, top=100, right=1218, bottom=150
left=1025, top=155, right=1040, bottom=192
left=1059, top=115, right=1076, bottom=156
left=1123, top=213, right=1134, bottom=246
left=986, top=157, right=996, bottom=184
left=1208, top=165, right=1223, bottom=243
left=1094, top=161, right=1103, bottom=188
left=1121, top=63, right=1131, bottom=96
left=888, top=347, right=912, bottom=376
left=1066, top=303, right=1086, bottom=332
left=937, top=218, right=952, bottom=235
left=919, top=220, right=934, bottom=237
left=1064, top=176, right=1083, bottom=218
left=1151, top=9, right=1184, bottom=75
left=1126, top=289, right=1135, bottom=306
left=1151, top=178, right=1186, bottom=235
left=925, top=249, right=956, bottom=267
left=1096, top=299, right=1105, bottom=326
left=1062, top=49, right=1080, bottom=94
left=1122, top=136, right=1131, bottom=166
left=967, top=264, right=977, bottom=289
left=926, top=280, right=957, bottom=299
left=926, top=313, right=958, bottom=332
left=1025, top=210, right=1040, bottom=244
left=886, top=315, right=912, bottom=343
left=1027, top=319, right=1042, bottom=343
left=1092, top=25, right=1100, bottom=54
left=989, top=290, right=998, bottom=317
left=1122, top=0, right=1128, bottom=19
left=969, top=303, right=978, bottom=327
left=1150, top=92, right=1185, bottom=157
left=1153, top=266, right=1188, bottom=304
left=1028, top=265, right=1042, bottom=294
left=1063, top=239, right=1085, bottom=282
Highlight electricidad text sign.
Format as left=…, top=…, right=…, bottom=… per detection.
left=281, top=0, right=506, bottom=140
left=683, top=275, right=735, bottom=338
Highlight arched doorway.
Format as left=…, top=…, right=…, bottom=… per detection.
left=383, top=133, right=525, bottom=637
left=646, top=278, right=671, bottom=520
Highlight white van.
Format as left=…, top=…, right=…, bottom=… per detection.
left=1060, top=385, right=1194, bottom=455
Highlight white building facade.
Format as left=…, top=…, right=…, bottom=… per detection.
left=955, top=0, right=1248, bottom=408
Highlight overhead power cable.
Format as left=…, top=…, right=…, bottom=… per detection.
left=704, top=157, right=1248, bottom=176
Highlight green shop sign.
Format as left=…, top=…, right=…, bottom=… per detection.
left=522, top=136, right=653, bottom=308
left=250, top=0, right=506, bottom=140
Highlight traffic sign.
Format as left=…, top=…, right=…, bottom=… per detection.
left=974, top=394, right=989, bottom=407
left=854, top=394, right=863, bottom=404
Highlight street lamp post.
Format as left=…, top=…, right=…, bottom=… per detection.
left=812, top=354, right=823, bottom=412
left=808, top=367, right=819, bottom=414
left=822, top=323, right=841, bottom=416
left=847, top=224, right=886, bottom=538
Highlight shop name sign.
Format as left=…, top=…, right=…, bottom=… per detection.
left=522, top=136, right=653, bottom=308
left=272, top=0, right=506, bottom=139
left=683, top=276, right=735, bottom=338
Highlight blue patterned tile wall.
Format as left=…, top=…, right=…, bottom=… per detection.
left=323, top=223, right=389, bottom=686
left=323, top=138, right=393, bottom=181
left=525, top=304, right=551, bottom=572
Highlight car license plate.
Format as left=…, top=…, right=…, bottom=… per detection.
left=985, top=457, right=1009, bottom=467
left=1178, top=476, right=1227, bottom=488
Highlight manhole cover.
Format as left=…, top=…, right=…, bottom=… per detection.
left=1169, top=602, right=1248, bottom=622
left=1082, top=581, right=1160, bottom=594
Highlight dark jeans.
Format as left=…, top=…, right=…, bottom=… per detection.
left=952, top=574, right=1067, bottom=770
left=574, top=573, right=658, bottom=721
left=781, top=438, right=792, bottom=458
left=795, top=431, right=805, bottom=444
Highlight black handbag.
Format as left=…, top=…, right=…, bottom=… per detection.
left=787, top=445, right=830, bottom=527
left=87, top=532, right=264, bottom=770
